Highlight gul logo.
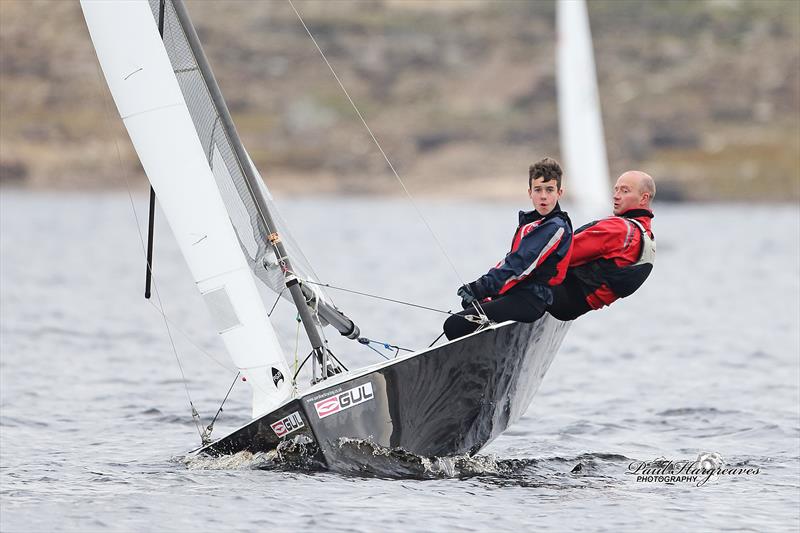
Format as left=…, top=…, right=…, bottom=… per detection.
left=270, top=411, right=305, bottom=438
left=314, top=382, right=374, bottom=419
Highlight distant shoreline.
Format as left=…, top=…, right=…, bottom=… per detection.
left=3, top=183, right=799, bottom=206
left=2, top=1, right=798, bottom=203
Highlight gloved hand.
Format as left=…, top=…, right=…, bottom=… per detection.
left=457, top=283, right=477, bottom=309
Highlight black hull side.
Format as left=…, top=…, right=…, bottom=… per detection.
left=199, top=316, right=569, bottom=465
left=198, top=399, right=309, bottom=457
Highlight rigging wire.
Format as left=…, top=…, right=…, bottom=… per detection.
left=363, top=343, right=390, bottom=361
left=291, top=314, right=302, bottom=390
left=204, top=371, right=240, bottom=441
left=267, top=287, right=286, bottom=317
left=313, top=312, right=349, bottom=373
left=427, top=331, right=446, bottom=348
left=299, top=278, right=453, bottom=316
left=144, top=295, right=282, bottom=405
left=144, top=299, right=235, bottom=373
left=357, top=337, right=412, bottom=359
left=90, top=61, right=206, bottom=442
left=286, top=0, right=488, bottom=321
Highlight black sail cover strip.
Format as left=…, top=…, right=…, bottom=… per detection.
left=144, top=0, right=165, bottom=300
left=147, top=0, right=357, bottom=338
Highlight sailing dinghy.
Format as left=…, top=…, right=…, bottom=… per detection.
left=557, top=0, right=611, bottom=215
left=81, top=0, right=570, bottom=468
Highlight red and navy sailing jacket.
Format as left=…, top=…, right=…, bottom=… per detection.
left=470, top=204, right=573, bottom=302
left=569, top=209, right=655, bottom=309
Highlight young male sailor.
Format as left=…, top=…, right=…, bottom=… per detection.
left=443, top=158, right=573, bottom=340
left=548, top=170, right=656, bottom=321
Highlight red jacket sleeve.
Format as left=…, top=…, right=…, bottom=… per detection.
left=569, top=218, right=628, bottom=266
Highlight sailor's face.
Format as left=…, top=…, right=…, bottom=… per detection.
left=613, top=174, right=645, bottom=215
left=528, top=177, right=562, bottom=216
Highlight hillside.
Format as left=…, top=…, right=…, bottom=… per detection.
left=1, top=0, right=798, bottom=201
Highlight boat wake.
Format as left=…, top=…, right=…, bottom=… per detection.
left=180, top=435, right=327, bottom=472
left=181, top=436, right=631, bottom=486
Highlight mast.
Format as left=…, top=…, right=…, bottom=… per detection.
left=171, top=0, right=333, bottom=378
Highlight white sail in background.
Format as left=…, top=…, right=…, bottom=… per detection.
left=81, top=0, right=291, bottom=417
left=557, top=0, right=610, bottom=215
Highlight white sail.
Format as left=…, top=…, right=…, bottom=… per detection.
left=81, top=0, right=291, bottom=418
left=557, top=0, right=610, bottom=215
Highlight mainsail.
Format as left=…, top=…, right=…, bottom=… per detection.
left=81, top=0, right=356, bottom=416
left=142, top=0, right=357, bottom=339
left=557, top=0, right=610, bottom=214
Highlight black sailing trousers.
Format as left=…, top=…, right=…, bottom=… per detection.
left=547, top=280, right=592, bottom=321
left=443, top=290, right=548, bottom=341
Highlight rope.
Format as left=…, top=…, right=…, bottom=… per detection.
left=300, top=278, right=453, bottom=316
left=292, top=351, right=314, bottom=382
left=300, top=275, right=456, bottom=361
left=90, top=60, right=206, bottom=442
left=363, top=343, right=390, bottom=361
left=357, top=337, right=413, bottom=359
left=286, top=0, right=488, bottom=322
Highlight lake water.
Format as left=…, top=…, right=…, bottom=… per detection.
left=1, top=190, right=798, bottom=532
